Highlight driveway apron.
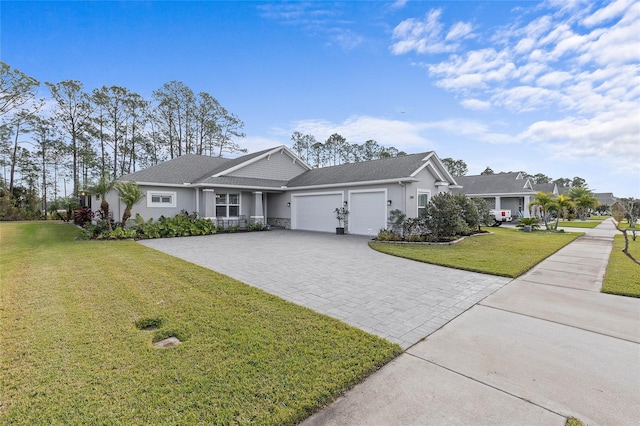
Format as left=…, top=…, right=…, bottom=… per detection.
left=303, top=219, right=640, bottom=425
left=139, top=230, right=511, bottom=349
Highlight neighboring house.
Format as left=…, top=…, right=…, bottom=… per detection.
left=594, top=192, right=618, bottom=208
left=452, top=172, right=557, bottom=218
left=98, top=145, right=459, bottom=235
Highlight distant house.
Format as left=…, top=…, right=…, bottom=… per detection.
left=594, top=192, right=618, bottom=208
left=98, top=145, right=459, bottom=235
left=452, top=172, right=558, bottom=218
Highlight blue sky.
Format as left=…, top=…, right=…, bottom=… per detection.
left=2, top=0, right=639, bottom=197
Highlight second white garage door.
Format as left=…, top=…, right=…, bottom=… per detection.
left=292, top=192, right=343, bottom=233
left=349, top=190, right=387, bottom=236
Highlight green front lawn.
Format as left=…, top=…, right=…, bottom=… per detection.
left=0, top=222, right=401, bottom=425
left=369, top=227, right=582, bottom=278
left=602, top=234, right=640, bottom=297
left=554, top=220, right=602, bottom=228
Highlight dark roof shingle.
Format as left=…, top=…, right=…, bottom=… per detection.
left=286, top=152, right=434, bottom=187
left=120, top=154, right=230, bottom=184
left=454, top=172, right=535, bottom=195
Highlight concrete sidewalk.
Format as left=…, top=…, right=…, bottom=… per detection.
left=303, top=219, right=640, bottom=425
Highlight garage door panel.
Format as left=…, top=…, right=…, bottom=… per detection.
left=293, top=193, right=342, bottom=232
left=349, top=191, right=386, bottom=236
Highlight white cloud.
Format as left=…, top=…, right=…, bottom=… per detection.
left=536, top=70, right=572, bottom=87
left=446, top=22, right=473, bottom=41
left=258, top=2, right=364, bottom=52
left=391, top=9, right=472, bottom=55
left=327, top=28, right=364, bottom=51
left=460, top=98, right=491, bottom=110
left=277, top=115, right=517, bottom=156
left=390, top=0, right=408, bottom=10
left=581, top=0, right=634, bottom=26
left=519, top=111, right=640, bottom=174
left=286, top=115, right=435, bottom=152
left=406, top=1, right=639, bottom=124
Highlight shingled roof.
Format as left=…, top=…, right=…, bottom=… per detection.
left=286, top=152, right=442, bottom=187
left=453, top=172, right=536, bottom=195
left=118, top=146, right=456, bottom=190
left=120, top=154, right=230, bottom=185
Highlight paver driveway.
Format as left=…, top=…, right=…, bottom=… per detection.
left=140, top=230, right=511, bottom=348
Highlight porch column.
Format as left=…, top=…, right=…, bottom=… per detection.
left=194, top=188, right=200, bottom=216
left=495, top=196, right=501, bottom=210
left=251, top=191, right=264, bottom=223
left=523, top=195, right=531, bottom=218
left=203, top=189, right=215, bottom=218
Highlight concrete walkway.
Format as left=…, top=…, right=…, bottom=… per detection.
left=303, top=219, right=640, bottom=425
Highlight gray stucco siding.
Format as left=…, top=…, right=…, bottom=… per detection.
left=95, top=185, right=197, bottom=224
left=267, top=192, right=291, bottom=220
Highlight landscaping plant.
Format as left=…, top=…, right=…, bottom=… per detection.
left=89, top=173, right=116, bottom=230
left=611, top=198, right=640, bottom=265
left=116, top=181, right=144, bottom=224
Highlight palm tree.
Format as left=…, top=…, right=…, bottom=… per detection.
left=116, top=181, right=144, bottom=225
left=90, top=174, right=116, bottom=231
left=566, top=187, right=599, bottom=220
left=529, top=191, right=557, bottom=231
left=554, top=194, right=573, bottom=229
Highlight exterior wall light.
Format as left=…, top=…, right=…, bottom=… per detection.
left=387, top=200, right=392, bottom=206
left=286, top=202, right=291, bottom=207
left=343, top=201, right=348, bottom=206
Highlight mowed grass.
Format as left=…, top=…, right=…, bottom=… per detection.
left=0, top=222, right=401, bottom=425
left=369, top=227, right=582, bottom=278
left=555, top=220, right=602, bottom=229
left=602, top=234, right=640, bottom=297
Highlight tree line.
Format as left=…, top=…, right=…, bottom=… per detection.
left=0, top=61, right=247, bottom=219
left=289, top=131, right=407, bottom=167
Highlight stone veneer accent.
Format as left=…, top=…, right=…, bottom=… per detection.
left=268, top=217, right=291, bottom=229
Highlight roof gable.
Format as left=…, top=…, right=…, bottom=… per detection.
left=211, top=146, right=310, bottom=178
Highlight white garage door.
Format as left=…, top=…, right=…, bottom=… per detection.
left=292, top=193, right=343, bottom=233
left=349, top=191, right=387, bottom=236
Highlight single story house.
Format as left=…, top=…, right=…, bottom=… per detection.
left=451, top=172, right=558, bottom=218
left=99, top=145, right=459, bottom=235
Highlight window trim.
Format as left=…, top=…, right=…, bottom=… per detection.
left=215, top=192, right=241, bottom=218
left=417, top=189, right=431, bottom=217
left=147, top=191, right=177, bottom=208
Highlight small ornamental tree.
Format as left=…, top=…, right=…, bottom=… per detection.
left=454, top=193, right=480, bottom=233
left=611, top=198, right=639, bottom=265
left=472, top=198, right=494, bottom=230
left=424, top=193, right=466, bottom=240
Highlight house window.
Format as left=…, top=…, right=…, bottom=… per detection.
left=216, top=193, right=240, bottom=217
left=147, top=191, right=177, bottom=208
left=417, top=191, right=430, bottom=218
